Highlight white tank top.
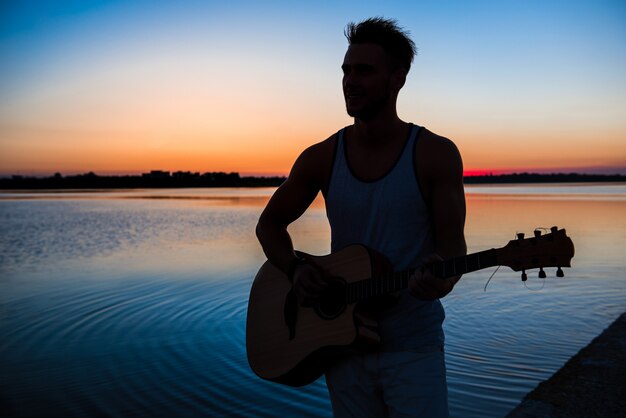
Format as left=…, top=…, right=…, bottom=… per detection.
left=325, top=123, right=445, bottom=351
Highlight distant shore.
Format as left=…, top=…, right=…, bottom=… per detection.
left=0, top=171, right=624, bottom=190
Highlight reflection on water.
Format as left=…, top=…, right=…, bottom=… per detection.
left=1, top=185, right=625, bottom=417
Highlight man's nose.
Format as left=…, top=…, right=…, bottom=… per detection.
left=343, top=73, right=357, bottom=89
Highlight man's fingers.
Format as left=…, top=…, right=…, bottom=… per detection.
left=293, top=264, right=329, bottom=306
left=421, top=253, right=443, bottom=267
left=409, top=266, right=454, bottom=300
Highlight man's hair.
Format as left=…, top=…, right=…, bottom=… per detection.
left=344, top=17, right=416, bottom=72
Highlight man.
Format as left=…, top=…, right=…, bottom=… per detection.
left=256, top=17, right=466, bottom=417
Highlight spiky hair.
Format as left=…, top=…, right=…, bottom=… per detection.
left=344, top=17, right=417, bottom=71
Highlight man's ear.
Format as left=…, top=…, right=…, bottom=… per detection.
left=391, top=68, right=407, bottom=92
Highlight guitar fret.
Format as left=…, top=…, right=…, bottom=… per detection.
left=355, top=227, right=568, bottom=297
left=454, top=257, right=464, bottom=275
left=346, top=249, right=499, bottom=303
left=467, top=254, right=475, bottom=272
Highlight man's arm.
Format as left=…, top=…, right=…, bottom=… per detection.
left=256, top=140, right=333, bottom=305
left=409, top=133, right=467, bottom=299
left=256, top=146, right=319, bottom=271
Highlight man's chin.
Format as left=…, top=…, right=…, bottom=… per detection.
left=346, top=107, right=358, bottom=118
left=345, top=97, right=388, bottom=121
left=346, top=106, right=375, bottom=121
left=346, top=103, right=369, bottom=118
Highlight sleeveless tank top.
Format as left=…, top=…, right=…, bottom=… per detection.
left=325, top=123, right=445, bottom=351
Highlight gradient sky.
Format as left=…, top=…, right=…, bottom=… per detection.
left=1, top=0, right=625, bottom=176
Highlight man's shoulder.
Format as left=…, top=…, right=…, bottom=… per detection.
left=419, top=127, right=460, bottom=156
left=290, top=130, right=341, bottom=189
left=301, top=131, right=340, bottom=159
left=416, top=127, right=463, bottom=181
left=295, top=130, right=340, bottom=172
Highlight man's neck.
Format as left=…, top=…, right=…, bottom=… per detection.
left=352, top=113, right=407, bottom=148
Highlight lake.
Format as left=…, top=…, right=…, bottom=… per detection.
left=1, top=184, right=625, bottom=417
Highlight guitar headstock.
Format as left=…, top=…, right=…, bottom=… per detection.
left=496, top=226, right=575, bottom=280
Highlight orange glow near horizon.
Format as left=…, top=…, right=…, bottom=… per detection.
left=2, top=78, right=624, bottom=177
left=2, top=131, right=625, bottom=177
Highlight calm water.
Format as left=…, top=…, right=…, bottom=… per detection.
left=1, top=184, right=625, bottom=417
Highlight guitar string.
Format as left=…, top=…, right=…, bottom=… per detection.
left=483, top=265, right=500, bottom=292
left=523, top=276, right=547, bottom=292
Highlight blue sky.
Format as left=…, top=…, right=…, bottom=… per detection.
left=1, top=0, right=625, bottom=174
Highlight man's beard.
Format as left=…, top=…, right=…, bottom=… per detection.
left=345, top=89, right=391, bottom=121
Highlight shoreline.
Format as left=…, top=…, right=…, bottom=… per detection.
left=506, top=312, right=626, bottom=417
left=1, top=181, right=625, bottom=195
left=0, top=172, right=624, bottom=190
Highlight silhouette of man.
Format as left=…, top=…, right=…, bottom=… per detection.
left=256, top=17, right=466, bottom=417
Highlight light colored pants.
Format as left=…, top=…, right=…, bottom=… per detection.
left=325, top=349, right=448, bottom=418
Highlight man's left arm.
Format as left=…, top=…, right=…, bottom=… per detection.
left=409, top=136, right=467, bottom=299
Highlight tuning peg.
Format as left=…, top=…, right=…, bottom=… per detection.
left=556, top=267, right=564, bottom=277
left=534, top=230, right=542, bottom=237
left=517, top=233, right=525, bottom=240
left=538, top=268, right=546, bottom=279
left=521, top=270, right=528, bottom=281
left=551, top=226, right=558, bottom=233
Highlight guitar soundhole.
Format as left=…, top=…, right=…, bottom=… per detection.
left=315, top=279, right=346, bottom=320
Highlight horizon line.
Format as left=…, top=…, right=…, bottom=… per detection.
left=2, top=170, right=626, bottom=179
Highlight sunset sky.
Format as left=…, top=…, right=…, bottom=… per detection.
left=1, top=0, right=625, bottom=176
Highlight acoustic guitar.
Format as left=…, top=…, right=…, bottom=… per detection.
left=246, top=227, right=574, bottom=387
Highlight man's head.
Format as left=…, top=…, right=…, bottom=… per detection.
left=342, top=18, right=416, bottom=121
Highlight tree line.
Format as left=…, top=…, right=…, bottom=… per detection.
left=0, top=171, right=623, bottom=189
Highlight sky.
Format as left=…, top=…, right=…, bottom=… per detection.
left=1, top=0, right=625, bottom=176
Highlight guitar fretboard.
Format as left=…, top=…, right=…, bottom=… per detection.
left=345, top=249, right=497, bottom=303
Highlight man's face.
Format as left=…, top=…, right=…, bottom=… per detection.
left=342, top=43, right=397, bottom=120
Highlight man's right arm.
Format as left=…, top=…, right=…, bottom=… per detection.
left=256, top=140, right=333, bottom=304
left=256, top=146, right=320, bottom=273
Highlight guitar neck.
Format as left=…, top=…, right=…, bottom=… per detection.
left=346, top=249, right=497, bottom=303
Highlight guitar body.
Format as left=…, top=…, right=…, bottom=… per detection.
left=246, top=245, right=390, bottom=387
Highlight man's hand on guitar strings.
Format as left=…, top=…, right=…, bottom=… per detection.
left=408, top=253, right=459, bottom=300
left=292, top=262, right=329, bottom=307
